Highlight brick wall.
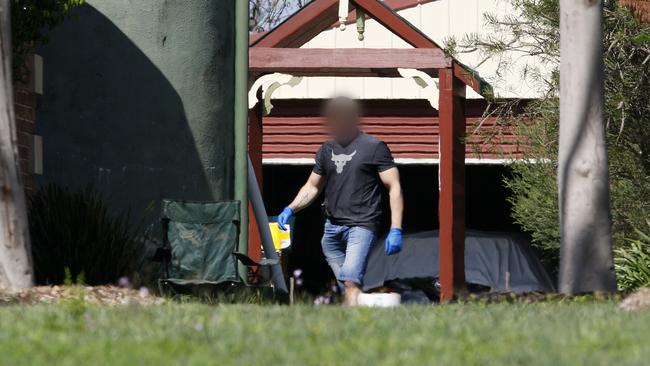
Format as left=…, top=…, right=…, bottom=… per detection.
left=14, top=86, right=37, bottom=193
left=621, top=0, right=650, bottom=22
left=13, top=52, right=42, bottom=194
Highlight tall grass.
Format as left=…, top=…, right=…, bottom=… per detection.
left=28, top=185, right=143, bottom=285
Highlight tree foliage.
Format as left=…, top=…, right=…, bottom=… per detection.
left=463, top=0, right=650, bottom=270
left=11, top=0, right=84, bottom=82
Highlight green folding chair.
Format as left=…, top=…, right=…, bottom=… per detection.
left=157, top=199, right=278, bottom=294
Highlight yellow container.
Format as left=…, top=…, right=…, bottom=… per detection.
left=268, top=223, right=291, bottom=250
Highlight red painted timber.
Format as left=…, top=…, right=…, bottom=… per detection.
left=336, top=0, right=436, bottom=27
left=263, top=142, right=525, bottom=150
left=454, top=62, right=491, bottom=98
left=265, top=135, right=521, bottom=145
left=248, top=103, right=264, bottom=264
left=261, top=115, right=523, bottom=160
left=252, top=0, right=339, bottom=48
left=248, top=0, right=437, bottom=44
left=262, top=152, right=524, bottom=161
left=352, top=0, right=443, bottom=49
left=437, top=68, right=466, bottom=302
left=251, top=0, right=491, bottom=96
left=265, top=134, right=441, bottom=144
left=250, top=48, right=451, bottom=76
left=264, top=117, right=505, bottom=127
left=267, top=99, right=531, bottom=118
left=252, top=0, right=441, bottom=49
left=264, top=143, right=440, bottom=153
left=266, top=116, right=442, bottom=125
left=262, top=143, right=521, bottom=154
left=265, top=125, right=438, bottom=134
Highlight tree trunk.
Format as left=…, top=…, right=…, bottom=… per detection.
left=558, top=0, right=616, bottom=294
left=0, top=0, right=33, bottom=289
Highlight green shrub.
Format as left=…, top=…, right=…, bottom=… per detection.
left=615, top=228, right=650, bottom=292
left=28, top=185, right=143, bottom=285
left=460, top=0, right=650, bottom=269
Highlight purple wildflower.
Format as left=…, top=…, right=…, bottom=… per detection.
left=118, top=276, right=130, bottom=288
left=138, top=286, right=150, bottom=297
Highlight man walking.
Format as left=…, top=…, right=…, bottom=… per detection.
left=276, top=97, right=404, bottom=305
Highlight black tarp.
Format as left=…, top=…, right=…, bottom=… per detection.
left=364, top=230, right=555, bottom=293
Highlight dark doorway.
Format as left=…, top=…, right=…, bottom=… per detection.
left=262, top=164, right=518, bottom=294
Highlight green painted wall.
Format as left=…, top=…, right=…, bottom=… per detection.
left=37, top=0, right=235, bottom=223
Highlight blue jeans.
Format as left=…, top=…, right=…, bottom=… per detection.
left=321, top=220, right=376, bottom=286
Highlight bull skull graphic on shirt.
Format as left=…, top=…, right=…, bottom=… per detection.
left=330, top=150, right=356, bottom=174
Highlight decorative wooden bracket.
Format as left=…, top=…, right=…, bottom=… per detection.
left=248, top=73, right=303, bottom=115
left=398, top=67, right=443, bottom=191
left=356, top=8, right=366, bottom=40
left=398, top=68, right=440, bottom=110
left=338, top=0, right=349, bottom=30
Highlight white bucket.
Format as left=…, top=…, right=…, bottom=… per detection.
left=357, top=292, right=401, bottom=307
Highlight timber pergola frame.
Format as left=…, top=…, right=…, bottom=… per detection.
left=248, top=0, right=492, bottom=301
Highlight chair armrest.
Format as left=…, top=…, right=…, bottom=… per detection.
left=257, top=258, right=280, bottom=266
left=151, top=247, right=171, bottom=263
left=233, top=252, right=279, bottom=267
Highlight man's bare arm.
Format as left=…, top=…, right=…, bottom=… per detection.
left=379, top=167, right=403, bottom=228
left=288, top=172, right=325, bottom=213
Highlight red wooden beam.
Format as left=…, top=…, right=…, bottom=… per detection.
left=262, top=152, right=524, bottom=160
left=267, top=99, right=522, bottom=117
left=263, top=116, right=504, bottom=127
left=453, top=62, right=493, bottom=98
left=437, top=68, right=466, bottom=302
left=250, top=0, right=437, bottom=45
left=351, top=0, right=491, bottom=97
left=337, top=0, right=436, bottom=27
left=252, top=0, right=339, bottom=48
left=251, top=0, right=493, bottom=97
left=247, top=101, right=264, bottom=264
left=250, top=48, right=451, bottom=76
left=352, top=0, right=442, bottom=49
left=263, top=143, right=441, bottom=153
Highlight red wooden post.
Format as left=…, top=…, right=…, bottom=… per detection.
left=248, top=102, right=264, bottom=263
left=438, top=67, right=466, bottom=302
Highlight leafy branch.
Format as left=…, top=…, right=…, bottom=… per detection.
left=11, top=0, right=84, bottom=83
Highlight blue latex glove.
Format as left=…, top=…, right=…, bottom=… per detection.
left=385, top=228, right=403, bottom=255
left=277, top=207, right=294, bottom=231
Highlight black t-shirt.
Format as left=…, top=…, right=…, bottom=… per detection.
left=313, top=132, right=396, bottom=231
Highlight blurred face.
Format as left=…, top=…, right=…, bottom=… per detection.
left=323, top=98, right=361, bottom=143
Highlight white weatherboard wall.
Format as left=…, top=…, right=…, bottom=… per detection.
left=271, top=0, right=551, bottom=100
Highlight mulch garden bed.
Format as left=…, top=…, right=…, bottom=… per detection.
left=0, top=285, right=164, bottom=306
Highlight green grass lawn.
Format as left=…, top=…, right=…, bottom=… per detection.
left=0, top=300, right=649, bottom=366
